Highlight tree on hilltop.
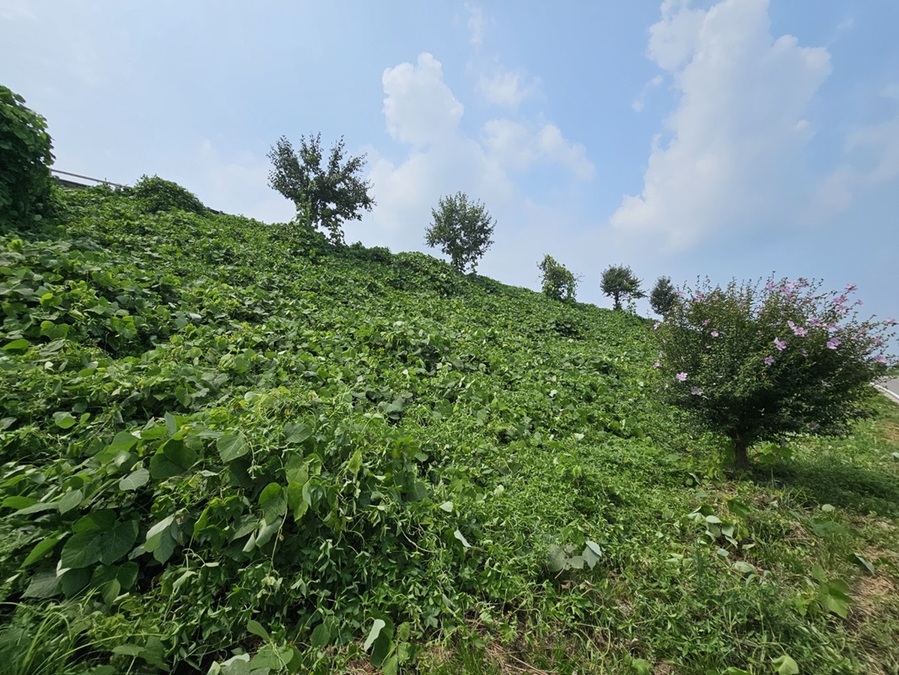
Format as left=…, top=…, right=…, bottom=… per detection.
left=538, top=254, right=578, bottom=301
left=650, top=276, right=678, bottom=317
left=601, top=265, right=645, bottom=310
left=425, top=192, right=495, bottom=273
left=268, top=134, right=374, bottom=244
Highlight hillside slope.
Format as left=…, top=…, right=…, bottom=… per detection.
left=1, top=186, right=898, bottom=673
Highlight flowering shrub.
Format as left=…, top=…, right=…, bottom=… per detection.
left=655, top=277, right=896, bottom=469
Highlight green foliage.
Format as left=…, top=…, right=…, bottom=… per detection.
left=132, top=175, right=206, bottom=214
left=267, top=134, right=374, bottom=244
left=0, top=187, right=898, bottom=673
left=424, top=192, right=495, bottom=273
left=538, top=254, right=578, bottom=302
left=600, top=264, right=645, bottom=311
left=0, top=86, right=54, bottom=227
left=655, top=277, right=896, bottom=468
left=650, top=276, right=677, bottom=317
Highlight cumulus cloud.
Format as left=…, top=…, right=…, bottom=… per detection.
left=349, top=52, right=593, bottom=257
left=482, top=119, right=594, bottom=180
left=476, top=69, right=541, bottom=109
left=382, top=53, right=464, bottom=147
left=612, top=0, right=832, bottom=249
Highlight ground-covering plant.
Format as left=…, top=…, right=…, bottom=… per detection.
left=538, top=254, right=578, bottom=302
left=132, top=174, right=207, bottom=215
left=0, top=85, right=54, bottom=227
left=655, top=277, right=897, bottom=469
left=0, top=186, right=898, bottom=673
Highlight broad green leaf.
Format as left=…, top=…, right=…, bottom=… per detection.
left=21, top=532, right=66, bottom=567
left=2, top=338, right=30, bottom=352
left=100, top=520, right=139, bottom=564
left=453, top=529, right=471, bottom=549
left=58, top=489, right=83, bottom=514
left=733, top=561, right=756, bottom=575
left=283, top=422, right=312, bottom=444
left=108, top=431, right=139, bottom=453
left=3, top=495, right=36, bottom=510
left=60, top=566, right=92, bottom=597
left=217, top=433, right=248, bottom=462
left=52, top=411, right=77, bottom=429
left=74, top=509, right=116, bottom=533
left=819, top=579, right=851, bottom=618
left=116, top=562, right=139, bottom=589
left=149, top=453, right=182, bottom=481
left=772, top=654, right=799, bottom=675
left=726, top=498, right=751, bottom=519
left=60, top=530, right=103, bottom=568
left=247, top=619, right=270, bottom=641
left=285, top=455, right=309, bottom=485
left=145, top=515, right=175, bottom=550
left=363, top=619, right=386, bottom=651
left=310, top=622, right=331, bottom=649
left=23, top=570, right=61, bottom=598
left=259, top=482, right=287, bottom=524
left=119, top=467, right=150, bottom=491
left=439, top=501, right=454, bottom=513
left=583, top=541, right=602, bottom=569
left=347, top=448, right=363, bottom=475
left=163, top=438, right=197, bottom=467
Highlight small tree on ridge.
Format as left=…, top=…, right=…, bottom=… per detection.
left=650, top=276, right=678, bottom=317
left=268, top=133, right=374, bottom=244
left=538, top=254, right=578, bottom=301
left=425, top=192, right=495, bottom=273
left=601, top=265, right=645, bottom=310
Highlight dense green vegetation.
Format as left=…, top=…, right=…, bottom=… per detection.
left=1, top=185, right=898, bottom=673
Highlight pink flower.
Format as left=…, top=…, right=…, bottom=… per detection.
left=653, top=360, right=661, bottom=369
left=845, top=283, right=857, bottom=292
left=875, top=354, right=887, bottom=364
left=711, top=330, right=719, bottom=337
left=787, top=321, right=808, bottom=337
left=676, top=372, right=688, bottom=382
left=774, top=338, right=787, bottom=351
left=826, top=337, right=841, bottom=350
left=653, top=322, right=660, bottom=330
left=886, top=317, right=897, bottom=326
left=764, top=355, right=775, bottom=366
left=690, top=386, right=703, bottom=396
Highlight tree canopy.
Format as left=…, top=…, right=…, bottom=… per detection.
left=268, top=134, right=374, bottom=244
left=600, top=265, right=645, bottom=310
left=650, top=276, right=678, bottom=316
left=424, top=192, right=495, bottom=273
left=538, top=254, right=578, bottom=302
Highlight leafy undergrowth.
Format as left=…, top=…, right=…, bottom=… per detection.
left=0, top=186, right=898, bottom=674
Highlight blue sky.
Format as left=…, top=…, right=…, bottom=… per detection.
left=3, top=0, right=897, bottom=332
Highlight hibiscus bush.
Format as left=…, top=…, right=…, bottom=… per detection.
left=655, top=277, right=896, bottom=469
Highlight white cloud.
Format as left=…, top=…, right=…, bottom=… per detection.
left=349, top=52, right=593, bottom=258
left=382, top=53, right=464, bottom=147
left=466, top=3, right=485, bottom=46
left=476, top=70, right=541, bottom=109
left=632, top=74, right=664, bottom=112
left=483, top=119, right=594, bottom=180
left=612, top=0, right=832, bottom=249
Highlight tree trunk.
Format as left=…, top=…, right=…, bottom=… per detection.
left=732, top=436, right=751, bottom=471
